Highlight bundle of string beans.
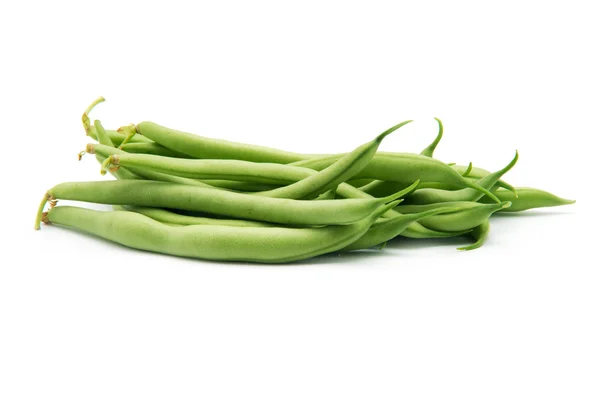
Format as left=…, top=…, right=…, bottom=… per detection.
left=34, top=97, right=575, bottom=263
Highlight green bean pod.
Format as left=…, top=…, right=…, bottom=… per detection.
left=399, top=222, right=470, bottom=239
left=403, top=151, right=518, bottom=205
left=200, top=180, right=280, bottom=192
left=87, top=128, right=151, bottom=145
left=395, top=201, right=511, bottom=232
left=453, top=164, right=515, bottom=192
left=292, top=153, right=500, bottom=203
left=35, top=180, right=407, bottom=229
left=477, top=187, right=575, bottom=212
left=89, top=144, right=218, bottom=189
left=113, top=205, right=273, bottom=227
left=457, top=219, right=490, bottom=251
left=419, top=118, right=444, bottom=157
left=135, top=121, right=319, bottom=163
left=342, top=206, right=462, bottom=251
left=95, top=154, right=141, bottom=181
left=120, top=142, right=192, bottom=158
left=93, top=120, right=114, bottom=147
left=42, top=202, right=399, bottom=263
left=253, top=125, right=399, bottom=199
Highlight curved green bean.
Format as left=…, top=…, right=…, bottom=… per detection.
left=89, top=144, right=218, bottom=189
left=458, top=219, right=490, bottom=251
left=94, top=120, right=114, bottom=147
left=403, top=151, right=518, bottom=205
left=395, top=201, right=511, bottom=232
left=478, top=187, right=575, bottom=212
left=453, top=164, right=515, bottom=192
left=35, top=180, right=407, bottom=228
left=135, top=121, right=321, bottom=163
left=292, top=153, right=500, bottom=203
left=113, top=205, right=273, bottom=227
left=342, top=206, right=462, bottom=251
left=399, top=222, right=470, bottom=239
left=420, top=118, right=444, bottom=157
left=120, top=142, right=192, bottom=158
left=42, top=202, right=398, bottom=263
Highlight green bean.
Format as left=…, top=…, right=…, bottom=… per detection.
left=254, top=125, right=400, bottom=199
left=113, top=205, right=273, bottom=227
left=395, top=201, right=511, bottom=232
left=41, top=202, right=399, bottom=263
left=82, top=98, right=151, bottom=145
left=134, top=121, right=317, bottom=163
left=453, top=164, right=515, bottom=192
left=460, top=162, right=473, bottom=177
left=88, top=144, right=218, bottom=189
left=200, top=180, right=279, bottom=192
left=106, top=154, right=311, bottom=185
left=120, top=142, right=192, bottom=158
left=359, top=180, right=414, bottom=197
left=342, top=206, right=462, bottom=251
left=95, top=154, right=141, bottom=181
left=399, top=222, right=470, bottom=239
left=88, top=128, right=152, bottom=145
left=34, top=180, right=408, bottom=229
left=420, top=118, right=444, bottom=157
left=292, top=153, right=501, bottom=203
left=94, top=120, right=114, bottom=147
left=457, top=219, right=490, bottom=251
left=478, top=187, right=575, bottom=212
left=82, top=97, right=105, bottom=137
left=403, top=151, right=518, bottom=205
left=347, top=179, right=375, bottom=188
left=315, top=189, right=337, bottom=200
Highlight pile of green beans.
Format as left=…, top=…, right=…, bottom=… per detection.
left=34, top=97, right=575, bottom=263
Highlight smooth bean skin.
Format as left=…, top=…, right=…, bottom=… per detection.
left=137, top=121, right=314, bottom=163
left=201, top=180, right=279, bottom=192
left=110, top=154, right=315, bottom=185
left=478, top=187, right=575, bottom=212
left=93, top=120, right=114, bottom=147
left=45, top=180, right=404, bottom=226
left=347, top=179, right=375, bottom=188
left=359, top=180, right=465, bottom=197
left=403, top=151, right=518, bottom=205
left=113, top=205, right=273, bottom=227
left=120, top=142, right=192, bottom=158
left=292, top=153, right=500, bottom=203
left=395, top=201, right=511, bottom=232
left=342, top=206, right=461, bottom=251
left=44, top=203, right=397, bottom=263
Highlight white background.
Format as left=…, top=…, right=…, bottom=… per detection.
left=1, top=1, right=597, bottom=395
